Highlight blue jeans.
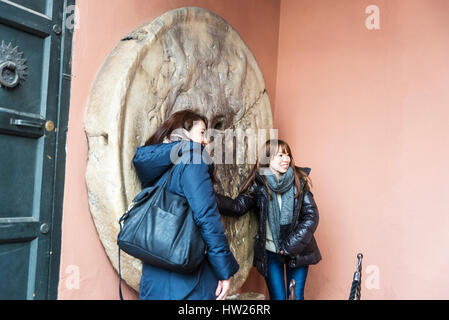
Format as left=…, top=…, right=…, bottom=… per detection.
left=265, top=251, right=309, bottom=300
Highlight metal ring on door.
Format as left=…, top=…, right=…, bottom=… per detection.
left=0, top=61, right=20, bottom=88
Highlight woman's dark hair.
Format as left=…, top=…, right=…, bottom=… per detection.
left=144, top=110, right=208, bottom=146
left=239, top=139, right=312, bottom=199
left=141, top=109, right=215, bottom=182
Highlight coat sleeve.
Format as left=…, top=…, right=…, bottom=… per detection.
left=216, top=185, right=257, bottom=217
left=181, top=162, right=239, bottom=280
left=281, top=189, right=319, bottom=256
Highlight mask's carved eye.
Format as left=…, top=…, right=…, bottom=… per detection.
left=214, top=121, right=224, bottom=130
left=212, top=115, right=227, bottom=131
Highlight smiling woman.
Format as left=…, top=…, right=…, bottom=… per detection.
left=216, top=139, right=321, bottom=300
left=268, top=146, right=291, bottom=179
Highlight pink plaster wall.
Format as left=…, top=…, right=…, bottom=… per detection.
left=275, top=0, right=449, bottom=299
left=59, top=0, right=280, bottom=300
left=61, top=0, right=449, bottom=300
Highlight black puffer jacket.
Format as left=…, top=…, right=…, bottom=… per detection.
left=216, top=167, right=322, bottom=278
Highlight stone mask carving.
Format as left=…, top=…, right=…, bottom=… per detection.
left=85, top=7, right=273, bottom=295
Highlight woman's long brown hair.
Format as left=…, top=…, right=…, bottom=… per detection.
left=138, top=109, right=214, bottom=181
left=144, top=110, right=208, bottom=146
left=239, top=139, right=312, bottom=199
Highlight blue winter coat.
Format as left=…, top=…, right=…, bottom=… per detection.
left=132, top=140, right=239, bottom=300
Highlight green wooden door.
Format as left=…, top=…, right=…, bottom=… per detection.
left=0, top=0, right=74, bottom=299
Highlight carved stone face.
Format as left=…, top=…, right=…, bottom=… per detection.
left=85, top=7, right=273, bottom=294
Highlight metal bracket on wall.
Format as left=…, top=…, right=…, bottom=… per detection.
left=0, top=107, right=45, bottom=138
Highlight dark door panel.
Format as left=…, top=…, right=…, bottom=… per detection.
left=0, top=0, right=74, bottom=299
left=0, top=134, right=40, bottom=218
left=0, top=241, right=33, bottom=299
left=0, top=21, right=49, bottom=115
left=6, top=0, right=52, bottom=17
left=0, top=1, right=53, bottom=36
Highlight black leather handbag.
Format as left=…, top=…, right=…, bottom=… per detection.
left=117, top=166, right=206, bottom=299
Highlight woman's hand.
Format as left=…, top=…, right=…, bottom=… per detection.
left=215, top=193, right=256, bottom=218
left=216, top=277, right=232, bottom=300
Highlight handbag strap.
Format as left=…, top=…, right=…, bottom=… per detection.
left=161, top=165, right=177, bottom=189
left=118, top=246, right=124, bottom=300
left=118, top=215, right=125, bottom=300
left=117, top=165, right=177, bottom=300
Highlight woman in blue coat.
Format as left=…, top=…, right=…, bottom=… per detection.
left=132, top=110, right=239, bottom=300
